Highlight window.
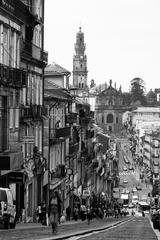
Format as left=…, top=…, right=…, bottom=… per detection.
left=9, top=30, right=14, bottom=67
left=116, top=116, right=118, bottom=123
left=107, top=114, right=114, bottom=123
left=3, top=27, right=9, bottom=65
left=0, top=96, right=8, bottom=151
left=102, top=114, right=104, bottom=124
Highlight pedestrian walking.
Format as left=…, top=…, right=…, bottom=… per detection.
left=73, top=205, right=79, bottom=221
left=86, top=206, right=91, bottom=225
left=48, top=191, right=59, bottom=234
left=37, top=204, right=42, bottom=223
left=41, top=201, right=47, bottom=225
left=66, top=206, right=71, bottom=221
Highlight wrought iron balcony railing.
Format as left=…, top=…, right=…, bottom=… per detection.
left=21, top=41, right=48, bottom=64
left=69, top=142, right=79, bottom=155
left=79, top=116, right=92, bottom=126
left=0, top=64, right=27, bottom=87
left=91, top=160, right=99, bottom=169
left=50, top=127, right=71, bottom=141
left=20, top=105, right=48, bottom=120
left=86, top=130, right=94, bottom=139
left=51, top=164, right=66, bottom=179
left=151, top=141, right=160, bottom=148
left=152, top=153, right=159, bottom=158
left=66, top=112, right=78, bottom=124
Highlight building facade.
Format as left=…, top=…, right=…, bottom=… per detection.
left=0, top=0, right=48, bottom=222
left=95, top=80, right=125, bottom=133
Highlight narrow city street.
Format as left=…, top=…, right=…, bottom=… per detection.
left=0, top=217, right=130, bottom=240
left=68, top=217, right=157, bottom=240
left=117, top=134, right=152, bottom=200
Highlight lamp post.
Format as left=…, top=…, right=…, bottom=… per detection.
left=66, top=167, right=73, bottom=215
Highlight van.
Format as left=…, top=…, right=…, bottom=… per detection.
left=0, top=188, right=16, bottom=229
left=132, top=195, right=139, bottom=205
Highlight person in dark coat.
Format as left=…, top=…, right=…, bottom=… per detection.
left=66, top=206, right=71, bottom=221
left=41, top=201, right=47, bottom=225
left=48, top=191, right=59, bottom=234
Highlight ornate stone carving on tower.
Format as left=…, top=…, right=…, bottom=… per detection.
left=71, top=27, right=88, bottom=100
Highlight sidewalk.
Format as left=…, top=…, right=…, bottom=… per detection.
left=15, top=216, right=132, bottom=240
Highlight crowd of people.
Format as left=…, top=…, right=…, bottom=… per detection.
left=36, top=191, right=130, bottom=235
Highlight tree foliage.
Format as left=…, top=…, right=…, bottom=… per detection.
left=130, top=78, right=146, bottom=105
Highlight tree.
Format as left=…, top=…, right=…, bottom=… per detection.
left=123, top=92, right=132, bottom=105
left=130, top=78, right=146, bottom=105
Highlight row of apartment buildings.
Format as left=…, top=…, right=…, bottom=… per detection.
left=126, top=107, right=160, bottom=187
left=0, top=1, right=119, bottom=222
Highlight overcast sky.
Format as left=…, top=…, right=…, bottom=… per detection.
left=44, top=0, right=160, bottom=92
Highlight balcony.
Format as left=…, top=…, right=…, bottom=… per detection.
left=0, top=64, right=27, bottom=88
left=152, top=153, right=159, bottom=158
left=20, top=105, right=48, bottom=121
left=41, top=50, right=48, bottom=65
left=143, top=147, right=150, bottom=152
left=86, top=130, right=94, bottom=139
left=91, top=160, right=99, bottom=169
left=51, top=164, right=66, bottom=179
left=152, top=141, right=160, bottom=148
left=21, top=41, right=48, bottom=64
left=80, top=116, right=92, bottom=126
left=55, top=127, right=70, bottom=138
left=50, top=127, right=70, bottom=142
left=66, top=112, right=78, bottom=124
left=69, top=142, right=79, bottom=155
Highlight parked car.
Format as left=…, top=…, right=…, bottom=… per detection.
left=132, top=195, right=139, bottom=205
left=123, top=179, right=128, bottom=184
left=128, top=203, right=134, bottom=208
left=132, top=187, right=138, bottom=193
left=0, top=188, right=16, bottom=229
left=123, top=166, right=127, bottom=171
left=129, top=165, right=134, bottom=170
left=136, top=185, right=142, bottom=191
left=124, top=156, right=129, bottom=164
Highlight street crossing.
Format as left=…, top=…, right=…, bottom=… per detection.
left=119, top=171, right=134, bottom=176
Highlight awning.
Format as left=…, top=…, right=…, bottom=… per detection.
left=0, top=152, right=23, bottom=170
left=49, top=178, right=65, bottom=190
left=0, top=170, right=24, bottom=185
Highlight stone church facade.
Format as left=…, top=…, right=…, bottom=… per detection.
left=95, top=80, right=125, bottom=133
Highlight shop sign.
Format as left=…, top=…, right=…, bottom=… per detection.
left=21, top=136, right=35, bottom=143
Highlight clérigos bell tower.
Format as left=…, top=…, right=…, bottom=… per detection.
left=72, top=27, right=88, bottom=98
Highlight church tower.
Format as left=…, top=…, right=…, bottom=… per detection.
left=72, top=27, right=88, bottom=96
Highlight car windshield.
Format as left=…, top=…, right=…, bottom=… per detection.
left=132, top=196, right=138, bottom=200
left=0, top=190, right=7, bottom=202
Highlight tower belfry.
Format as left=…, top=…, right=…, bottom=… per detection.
left=73, top=27, right=88, bottom=92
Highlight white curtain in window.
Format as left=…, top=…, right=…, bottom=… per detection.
left=15, top=108, right=19, bottom=128
left=9, top=108, right=14, bottom=128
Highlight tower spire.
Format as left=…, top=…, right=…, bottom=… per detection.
left=72, top=27, right=88, bottom=91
